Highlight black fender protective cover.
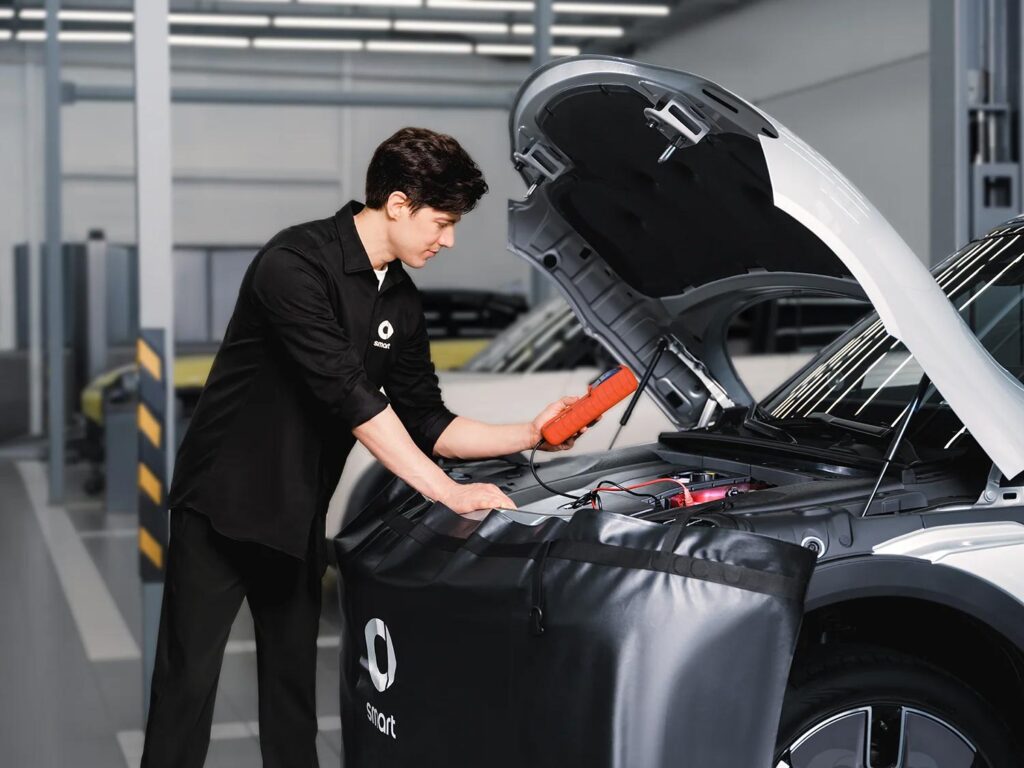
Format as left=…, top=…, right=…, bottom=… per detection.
left=335, top=498, right=816, bottom=768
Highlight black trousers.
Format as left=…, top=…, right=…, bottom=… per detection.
left=141, top=508, right=324, bottom=768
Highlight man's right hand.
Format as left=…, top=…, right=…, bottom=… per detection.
left=438, top=482, right=515, bottom=515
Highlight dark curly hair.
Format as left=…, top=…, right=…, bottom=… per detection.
left=365, top=127, right=488, bottom=215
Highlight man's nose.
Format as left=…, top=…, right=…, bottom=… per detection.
left=439, top=226, right=455, bottom=249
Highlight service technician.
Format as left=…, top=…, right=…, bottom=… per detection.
left=140, top=127, right=582, bottom=768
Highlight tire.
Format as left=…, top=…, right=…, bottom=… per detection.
left=775, top=645, right=1021, bottom=768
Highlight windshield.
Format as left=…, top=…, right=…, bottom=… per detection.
left=761, top=229, right=1024, bottom=462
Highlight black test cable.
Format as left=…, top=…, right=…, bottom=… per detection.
left=529, top=442, right=663, bottom=510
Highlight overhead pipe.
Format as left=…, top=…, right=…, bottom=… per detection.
left=62, top=81, right=516, bottom=109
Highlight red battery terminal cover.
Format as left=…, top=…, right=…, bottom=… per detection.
left=541, top=365, right=638, bottom=446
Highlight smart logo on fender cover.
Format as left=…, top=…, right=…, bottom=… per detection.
left=364, top=618, right=398, bottom=739
left=374, top=320, right=394, bottom=350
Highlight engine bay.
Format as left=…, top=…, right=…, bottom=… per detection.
left=520, top=466, right=774, bottom=518
left=441, top=439, right=987, bottom=532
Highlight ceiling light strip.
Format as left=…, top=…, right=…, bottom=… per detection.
left=298, top=0, right=425, bottom=7
left=168, top=14, right=270, bottom=27
left=253, top=37, right=364, bottom=50
left=15, top=29, right=134, bottom=43
left=62, top=30, right=134, bottom=42
left=366, top=39, right=473, bottom=53
left=475, top=42, right=532, bottom=54
left=0, top=30, right=10, bottom=39
left=394, top=19, right=509, bottom=33
left=16, top=9, right=274, bottom=26
left=19, top=9, right=135, bottom=22
left=476, top=42, right=578, bottom=55
left=274, top=16, right=392, bottom=30
left=0, top=9, right=13, bottom=20
left=427, top=0, right=669, bottom=13
left=427, top=0, right=533, bottom=10
left=170, top=35, right=251, bottom=48
left=512, top=23, right=622, bottom=36
left=553, top=2, right=670, bottom=15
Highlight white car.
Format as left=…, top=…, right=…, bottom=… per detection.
left=337, top=56, right=1024, bottom=766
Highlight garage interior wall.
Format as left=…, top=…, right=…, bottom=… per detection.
left=0, top=47, right=531, bottom=352
left=638, top=0, right=931, bottom=263
left=0, top=0, right=933, bottom=353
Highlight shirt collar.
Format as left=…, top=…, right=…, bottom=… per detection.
left=334, top=200, right=408, bottom=288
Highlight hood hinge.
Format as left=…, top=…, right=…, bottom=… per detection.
left=513, top=142, right=567, bottom=197
left=666, top=337, right=736, bottom=425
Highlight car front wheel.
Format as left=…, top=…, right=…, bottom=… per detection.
left=774, top=645, right=1020, bottom=768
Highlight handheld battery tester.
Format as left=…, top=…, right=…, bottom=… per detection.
left=541, top=365, right=638, bottom=446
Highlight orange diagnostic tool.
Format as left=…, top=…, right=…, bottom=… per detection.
left=541, top=365, right=639, bottom=446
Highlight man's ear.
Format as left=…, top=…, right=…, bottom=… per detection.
left=385, top=191, right=409, bottom=221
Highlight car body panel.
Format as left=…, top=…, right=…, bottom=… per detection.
left=872, top=521, right=1024, bottom=605
left=762, top=132, right=1024, bottom=480
left=508, top=54, right=1024, bottom=479
left=80, top=354, right=214, bottom=427
left=806, top=553, right=1024, bottom=652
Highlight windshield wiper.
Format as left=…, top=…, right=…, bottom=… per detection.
left=805, top=412, right=892, bottom=439
left=743, top=403, right=797, bottom=443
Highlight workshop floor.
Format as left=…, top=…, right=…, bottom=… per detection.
left=0, top=451, right=345, bottom=767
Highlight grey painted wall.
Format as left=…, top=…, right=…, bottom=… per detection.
left=0, top=46, right=532, bottom=352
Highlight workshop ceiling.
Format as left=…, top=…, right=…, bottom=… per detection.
left=0, top=0, right=752, bottom=60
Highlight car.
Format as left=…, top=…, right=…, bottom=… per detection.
left=78, top=350, right=214, bottom=494
left=336, top=56, right=1024, bottom=767
left=325, top=295, right=814, bottom=538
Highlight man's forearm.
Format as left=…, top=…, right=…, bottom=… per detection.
left=433, top=416, right=539, bottom=460
left=352, top=406, right=457, bottom=501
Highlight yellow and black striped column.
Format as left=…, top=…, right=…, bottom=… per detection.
left=137, top=328, right=168, bottom=583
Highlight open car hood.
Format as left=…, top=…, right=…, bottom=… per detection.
left=507, top=55, right=1024, bottom=480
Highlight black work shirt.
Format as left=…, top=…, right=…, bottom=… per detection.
left=168, top=201, right=457, bottom=559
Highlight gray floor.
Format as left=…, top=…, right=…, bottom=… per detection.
left=0, top=454, right=344, bottom=767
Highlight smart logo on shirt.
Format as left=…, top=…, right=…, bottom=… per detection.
left=374, top=320, right=394, bottom=350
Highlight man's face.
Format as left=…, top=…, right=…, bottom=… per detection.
left=387, top=197, right=460, bottom=269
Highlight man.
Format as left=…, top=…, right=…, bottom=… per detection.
left=140, top=127, right=581, bottom=767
